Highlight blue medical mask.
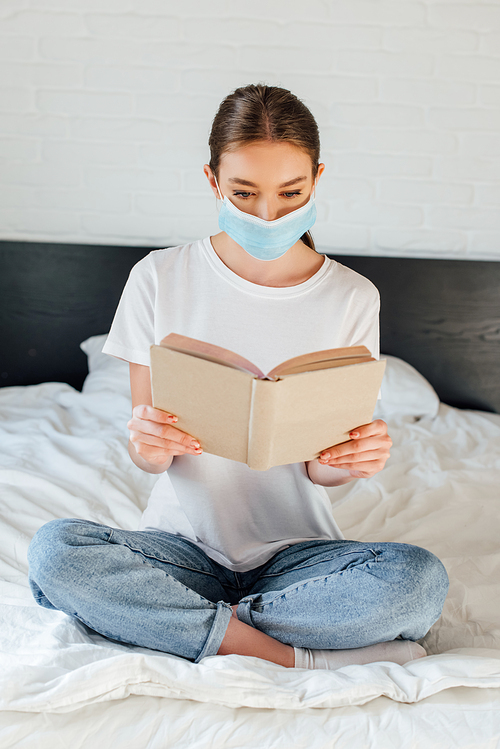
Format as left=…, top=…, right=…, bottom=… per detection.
left=214, top=176, right=317, bottom=261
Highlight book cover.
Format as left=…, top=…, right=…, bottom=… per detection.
left=150, top=334, right=386, bottom=471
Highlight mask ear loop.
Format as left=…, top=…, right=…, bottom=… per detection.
left=213, top=173, right=224, bottom=202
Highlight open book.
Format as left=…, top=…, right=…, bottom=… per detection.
left=150, top=333, right=386, bottom=471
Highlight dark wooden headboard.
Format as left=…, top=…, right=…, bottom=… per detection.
left=1, top=240, right=499, bottom=413
left=332, top=255, right=500, bottom=414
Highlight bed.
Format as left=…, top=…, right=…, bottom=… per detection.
left=1, top=240, right=500, bottom=748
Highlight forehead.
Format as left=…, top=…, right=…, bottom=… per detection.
left=219, top=141, right=313, bottom=180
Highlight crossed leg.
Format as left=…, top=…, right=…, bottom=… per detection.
left=27, top=520, right=448, bottom=668
left=219, top=540, right=449, bottom=668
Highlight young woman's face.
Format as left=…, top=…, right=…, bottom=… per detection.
left=206, top=141, right=324, bottom=222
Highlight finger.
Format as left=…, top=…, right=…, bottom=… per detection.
left=133, top=404, right=178, bottom=423
left=320, top=434, right=392, bottom=463
left=348, top=419, right=388, bottom=439
left=128, top=415, right=197, bottom=444
left=321, top=450, right=388, bottom=468
left=128, top=417, right=202, bottom=453
left=129, top=430, right=202, bottom=454
left=135, top=443, right=198, bottom=463
left=319, top=447, right=388, bottom=466
left=332, top=459, right=386, bottom=476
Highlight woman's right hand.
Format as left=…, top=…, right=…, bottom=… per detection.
left=127, top=404, right=203, bottom=467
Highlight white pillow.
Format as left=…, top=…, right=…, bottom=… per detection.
left=80, top=334, right=130, bottom=396
left=373, top=354, right=440, bottom=422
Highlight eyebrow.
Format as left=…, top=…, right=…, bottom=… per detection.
left=228, top=176, right=307, bottom=189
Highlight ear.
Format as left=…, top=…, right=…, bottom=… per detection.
left=204, top=164, right=220, bottom=198
left=315, top=162, right=325, bottom=186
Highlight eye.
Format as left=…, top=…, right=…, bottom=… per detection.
left=233, top=191, right=253, bottom=199
left=282, top=191, right=302, bottom=199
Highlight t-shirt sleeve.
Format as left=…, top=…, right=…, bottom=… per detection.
left=354, top=286, right=381, bottom=399
left=332, top=263, right=380, bottom=362
left=102, top=255, right=156, bottom=366
left=352, top=287, right=380, bottom=361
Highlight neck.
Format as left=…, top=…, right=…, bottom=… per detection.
left=209, top=233, right=324, bottom=288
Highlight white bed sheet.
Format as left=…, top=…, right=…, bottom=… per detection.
left=1, top=340, right=499, bottom=746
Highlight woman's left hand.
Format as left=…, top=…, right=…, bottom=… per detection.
left=317, top=419, right=392, bottom=479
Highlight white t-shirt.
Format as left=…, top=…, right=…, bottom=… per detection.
left=103, top=237, right=380, bottom=572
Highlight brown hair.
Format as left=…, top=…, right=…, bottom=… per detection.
left=208, top=84, right=320, bottom=251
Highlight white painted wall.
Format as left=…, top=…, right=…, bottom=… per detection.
left=1, top=0, right=499, bottom=258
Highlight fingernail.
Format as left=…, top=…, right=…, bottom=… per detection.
left=191, top=441, right=200, bottom=449
left=350, top=431, right=359, bottom=438
left=320, top=453, right=330, bottom=460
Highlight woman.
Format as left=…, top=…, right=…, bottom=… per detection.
left=28, top=84, right=449, bottom=670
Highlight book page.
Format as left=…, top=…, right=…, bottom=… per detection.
left=267, top=345, right=372, bottom=379
left=271, top=355, right=376, bottom=377
left=160, top=333, right=265, bottom=379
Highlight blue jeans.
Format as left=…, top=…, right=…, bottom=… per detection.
left=27, top=518, right=449, bottom=663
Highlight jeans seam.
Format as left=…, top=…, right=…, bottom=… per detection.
left=113, top=540, right=222, bottom=580
left=245, top=558, right=381, bottom=607
left=259, top=548, right=379, bottom=578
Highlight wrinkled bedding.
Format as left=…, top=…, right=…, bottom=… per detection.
left=1, top=337, right=499, bottom=746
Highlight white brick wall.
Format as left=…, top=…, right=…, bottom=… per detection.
left=1, top=0, right=500, bottom=259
